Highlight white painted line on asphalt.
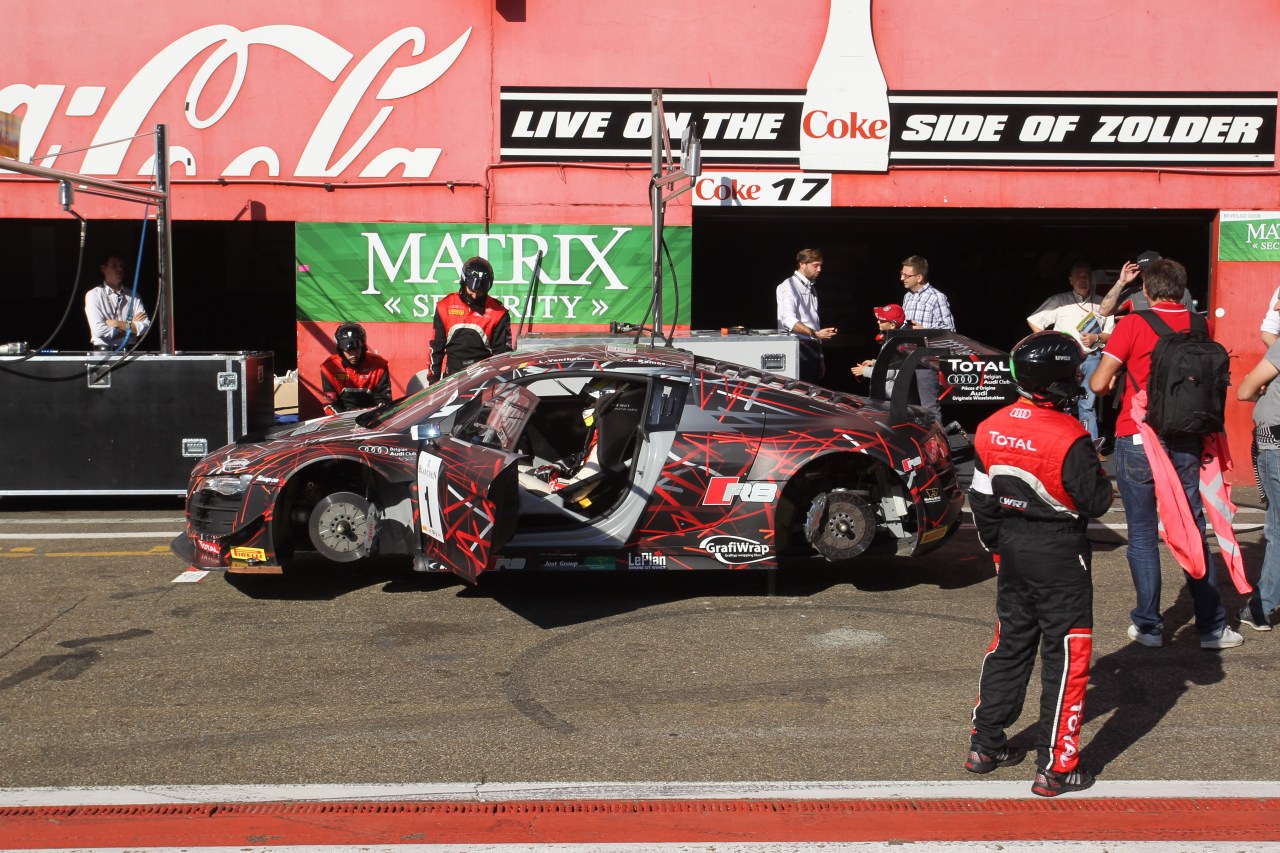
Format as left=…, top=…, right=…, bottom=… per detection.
left=4, top=844, right=1275, bottom=853
left=959, top=523, right=1264, bottom=533
left=0, top=517, right=186, bottom=524
left=2, top=779, right=1278, bottom=806
left=0, top=532, right=182, bottom=540
left=957, top=509, right=1263, bottom=533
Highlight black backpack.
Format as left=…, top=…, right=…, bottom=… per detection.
left=1131, top=310, right=1230, bottom=438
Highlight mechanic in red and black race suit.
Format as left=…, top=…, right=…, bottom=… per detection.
left=319, top=322, right=393, bottom=416
left=427, top=257, right=513, bottom=384
left=965, top=331, right=1113, bottom=798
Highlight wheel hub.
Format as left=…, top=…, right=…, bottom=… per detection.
left=804, top=491, right=876, bottom=561
left=308, top=491, right=375, bottom=562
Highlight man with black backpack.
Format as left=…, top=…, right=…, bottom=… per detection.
left=1089, top=258, right=1243, bottom=651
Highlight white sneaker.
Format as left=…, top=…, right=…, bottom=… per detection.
left=1127, top=624, right=1163, bottom=648
left=1201, top=626, right=1244, bottom=650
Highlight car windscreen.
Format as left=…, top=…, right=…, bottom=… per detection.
left=454, top=383, right=540, bottom=452
left=359, top=371, right=476, bottom=432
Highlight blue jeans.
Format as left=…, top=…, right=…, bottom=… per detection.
left=1253, top=446, right=1280, bottom=616
left=1114, top=434, right=1226, bottom=638
left=1077, top=351, right=1102, bottom=442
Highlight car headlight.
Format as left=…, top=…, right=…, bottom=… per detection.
left=203, top=473, right=253, bottom=496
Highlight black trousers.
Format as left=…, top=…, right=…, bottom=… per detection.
left=797, top=341, right=823, bottom=383
left=971, top=521, right=1093, bottom=774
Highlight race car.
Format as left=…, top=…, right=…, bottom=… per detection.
left=172, top=344, right=964, bottom=582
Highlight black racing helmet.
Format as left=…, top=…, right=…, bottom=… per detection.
left=460, top=257, right=494, bottom=294
left=1009, top=330, right=1085, bottom=409
left=334, top=321, right=366, bottom=353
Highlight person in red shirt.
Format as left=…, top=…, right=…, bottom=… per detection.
left=1089, top=258, right=1242, bottom=651
left=319, top=322, right=393, bottom=415
left=428, top=257, right=513, bottom=383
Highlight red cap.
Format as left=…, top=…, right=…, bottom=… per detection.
left=873, top=304, right=905, bottom=325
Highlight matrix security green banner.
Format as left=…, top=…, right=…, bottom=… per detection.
left=1219, top=211, right=1280, bottom=261
left=296, top=222, right=691, bottom=326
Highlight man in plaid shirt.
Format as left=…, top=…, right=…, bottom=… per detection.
left=900, top=254, right=954, bottom=422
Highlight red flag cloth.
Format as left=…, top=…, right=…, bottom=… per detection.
left=1200, top=431, right=1252, bottom=594
left=1130, top=390, right=1251, bottom=592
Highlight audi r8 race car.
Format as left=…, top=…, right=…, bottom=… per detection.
left=172, top=344, right=964, bottom=582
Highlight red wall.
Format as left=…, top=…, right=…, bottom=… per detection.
left=5, top=1, right=1280, bottom=475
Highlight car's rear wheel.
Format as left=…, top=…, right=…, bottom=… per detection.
left=804, top=490, right=876, bottom=561
left=308, top=491, right=377, bottom=562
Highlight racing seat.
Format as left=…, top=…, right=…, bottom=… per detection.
left=554, top=384, right=646, bottom=514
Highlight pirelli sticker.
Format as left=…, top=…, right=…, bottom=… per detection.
left=920, top=527, right=949, bottom=545
left=499, top=88, right=1275, bottom=168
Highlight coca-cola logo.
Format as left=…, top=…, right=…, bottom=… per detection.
left=4, top=24, right=472, bottom=179
left=802, top=110, right=888, bottom=140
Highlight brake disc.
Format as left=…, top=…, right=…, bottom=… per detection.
left=308, top=491, right=376, bottom=562
left=804, top=490, right=876, bottom=562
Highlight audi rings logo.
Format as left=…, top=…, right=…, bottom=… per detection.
left=946, top=373, right=981, bottom=386
left=359, top=444, right=415, bottom=458
left=1010, top=408, right=1032, bottom=419
left=699, top=534, right=771, bottom=565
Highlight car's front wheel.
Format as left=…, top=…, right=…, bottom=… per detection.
left=308, top=491, right=378, bottom=562
left=804, top=489, right=876, bottom=561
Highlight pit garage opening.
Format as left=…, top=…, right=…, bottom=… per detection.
left=691, top=206, right=1215, bottom=424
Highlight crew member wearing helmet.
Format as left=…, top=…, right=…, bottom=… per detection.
left=966, top=331, right=1113, bottom=798
left=319, top=322, right=393, bottom=415
left=427, top=257, right=513, bottom=383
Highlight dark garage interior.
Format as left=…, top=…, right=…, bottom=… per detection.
left=1, top=209, right=1213, bottom=395
left=690, top=207, right=1215, bottom=396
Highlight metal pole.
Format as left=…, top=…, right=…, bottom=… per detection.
left=0, top=157, right=165, bottom=202
left=650, top=90, right=664, bottom=342
left=154, top=124, right=176, bottom=355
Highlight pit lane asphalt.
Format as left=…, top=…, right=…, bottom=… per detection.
left=0, top=492, right=1276, bottom=789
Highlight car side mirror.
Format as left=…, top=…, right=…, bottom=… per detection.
left=411, top=422, right=441, bottom=445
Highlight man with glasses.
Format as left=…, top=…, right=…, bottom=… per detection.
left=900, top=254, right=954, bottom=421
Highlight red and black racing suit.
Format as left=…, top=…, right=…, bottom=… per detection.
left=319, top=350, right=392, bottom=415
left=969, top=398, right=1113, bottom=775
left=427, top=291, right=512, bottom=383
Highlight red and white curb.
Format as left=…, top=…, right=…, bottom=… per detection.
left=1, top=782, right=1278, bottom=851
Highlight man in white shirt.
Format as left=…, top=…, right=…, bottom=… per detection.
left=84, top=252, right=150, bottom=350
left=1026, top=261, right=1113, bottom=445
left=776, top=248, right=837, bottom=383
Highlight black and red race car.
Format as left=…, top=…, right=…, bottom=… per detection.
left=172, top=344, right=964, bottom=582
